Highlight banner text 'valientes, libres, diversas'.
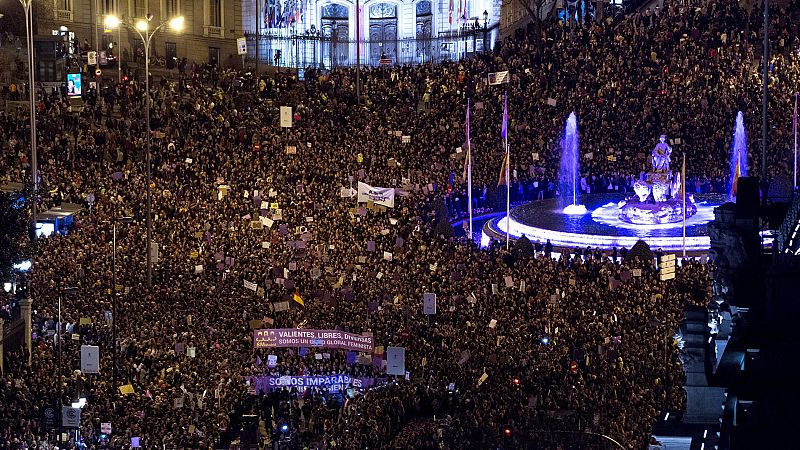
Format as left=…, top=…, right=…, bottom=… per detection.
left=253, top=328, right=374, bottom=352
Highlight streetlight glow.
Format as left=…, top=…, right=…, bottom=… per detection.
left=169, top=16, right=185, bottom=32
left=135, top=19, right=149, bottom=31
left=104, top=15, right=120, bottom=29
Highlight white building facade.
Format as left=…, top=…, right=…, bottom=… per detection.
left=242, top=0, right=500, bottom=68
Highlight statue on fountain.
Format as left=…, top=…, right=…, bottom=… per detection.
left=651, top=134, right=672, bottom=173
left=620, top=134, right=696, bottom=225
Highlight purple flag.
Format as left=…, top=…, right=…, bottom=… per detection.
left=501, top=93, right=508, bottom=140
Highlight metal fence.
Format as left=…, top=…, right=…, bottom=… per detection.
left=244, top=26, right=496, bottom=70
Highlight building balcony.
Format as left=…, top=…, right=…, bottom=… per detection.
left=204, top=26, right=224, bottom=38
left=56, top=9, right=73, bottom=22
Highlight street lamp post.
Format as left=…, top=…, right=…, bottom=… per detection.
left=118, top=24, right=122, bottom=83
left=105, top=14, right=184, bottom=289
left=58, top=286, right=79, bottom=411
left=19, top=0, right=37, bottom=233
left=111, top=215, right=132, bottom=395
left=483, top=10, right=489, bottom=54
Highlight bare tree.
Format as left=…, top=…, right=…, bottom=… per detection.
left=503, top=0, right=555, bottom=43
left=33, top=0, right=57, bottom=34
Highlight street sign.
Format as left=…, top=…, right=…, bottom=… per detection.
left=236, top=37, right=247, bottom=55
left=279, top=106, right=292, bottom=128
left=423, top=293, right=436, bottom=315
left=659, top=254, right=676, bottom=281
left=42, top=406, right=57, bottom=430
left=81, top=345, right=100, bottom=373
left=95, top=68, right=102, bottom=76
left=61, top=407, right=81, bottom=428
left=88, top=51, right=97, bottom=65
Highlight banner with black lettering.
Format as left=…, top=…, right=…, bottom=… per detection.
left=357, top=182, right=395, bottom=208
left=488, top=71, right=510, bottom=85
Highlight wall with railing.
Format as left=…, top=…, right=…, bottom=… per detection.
left=243, top=24, right=497, bottom=69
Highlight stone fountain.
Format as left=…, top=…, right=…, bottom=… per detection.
left=619, top=135, right=697, bottom=225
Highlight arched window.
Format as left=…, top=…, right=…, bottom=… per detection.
left=369, top=3, right=397, bottom=65
left=320, top=3, right=349, bottom=68
left=415, top=1, right=432, bottom=62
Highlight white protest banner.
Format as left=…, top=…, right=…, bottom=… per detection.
left=267, top=355, right=278, bottom=367
left=357, top=182, right=395, bottom=208
left=547, top=97, right=557, bottom=107
left=401, top=135, right=411, bottom=144
left=80, top=345, right=100, bottom=374
left=244, top=280, right=258, bottom=292
left=383, top=251, right=393, bottom=261
left=280, top=106, right=292, bottom=128
left=101, top=423, right=112, bottom=434
left=340, top=187, right=356, bottom=198
left=488, top=71, right=510, bottom=85
left=273, top=301, right=290, bottom=312
left=423, top=293, right=436, bottom=315
left=386, top=347, right=406, bottom=376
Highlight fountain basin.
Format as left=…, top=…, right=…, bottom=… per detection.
left=482, top=193, right=744, bottom=253
left=619, top=198, right=697, bottom=225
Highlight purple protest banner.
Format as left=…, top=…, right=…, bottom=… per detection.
left=247, top=374, right=383, bottom=394
left=253, top=328, right=374, bottom=352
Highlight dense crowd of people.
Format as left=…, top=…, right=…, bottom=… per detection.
left=1, top=0, right=799, bottom=448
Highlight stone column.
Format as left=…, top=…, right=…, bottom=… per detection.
left=20, top=299, right=32, bottom=366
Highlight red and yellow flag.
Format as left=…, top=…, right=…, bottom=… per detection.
left=497, top=152, right=509, bottom=187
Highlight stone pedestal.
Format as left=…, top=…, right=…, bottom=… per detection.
left=622, top=171, right=696, bottom=224
left=19, top=299, right=32, bottom=366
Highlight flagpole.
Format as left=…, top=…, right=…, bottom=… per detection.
left=505, top=95, right=510, bottom=250
left=467, top=99, right=473, bottom=239
left=794, top=92, right=797, bottom=191
left=682, top=153, right=686, bottom=258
